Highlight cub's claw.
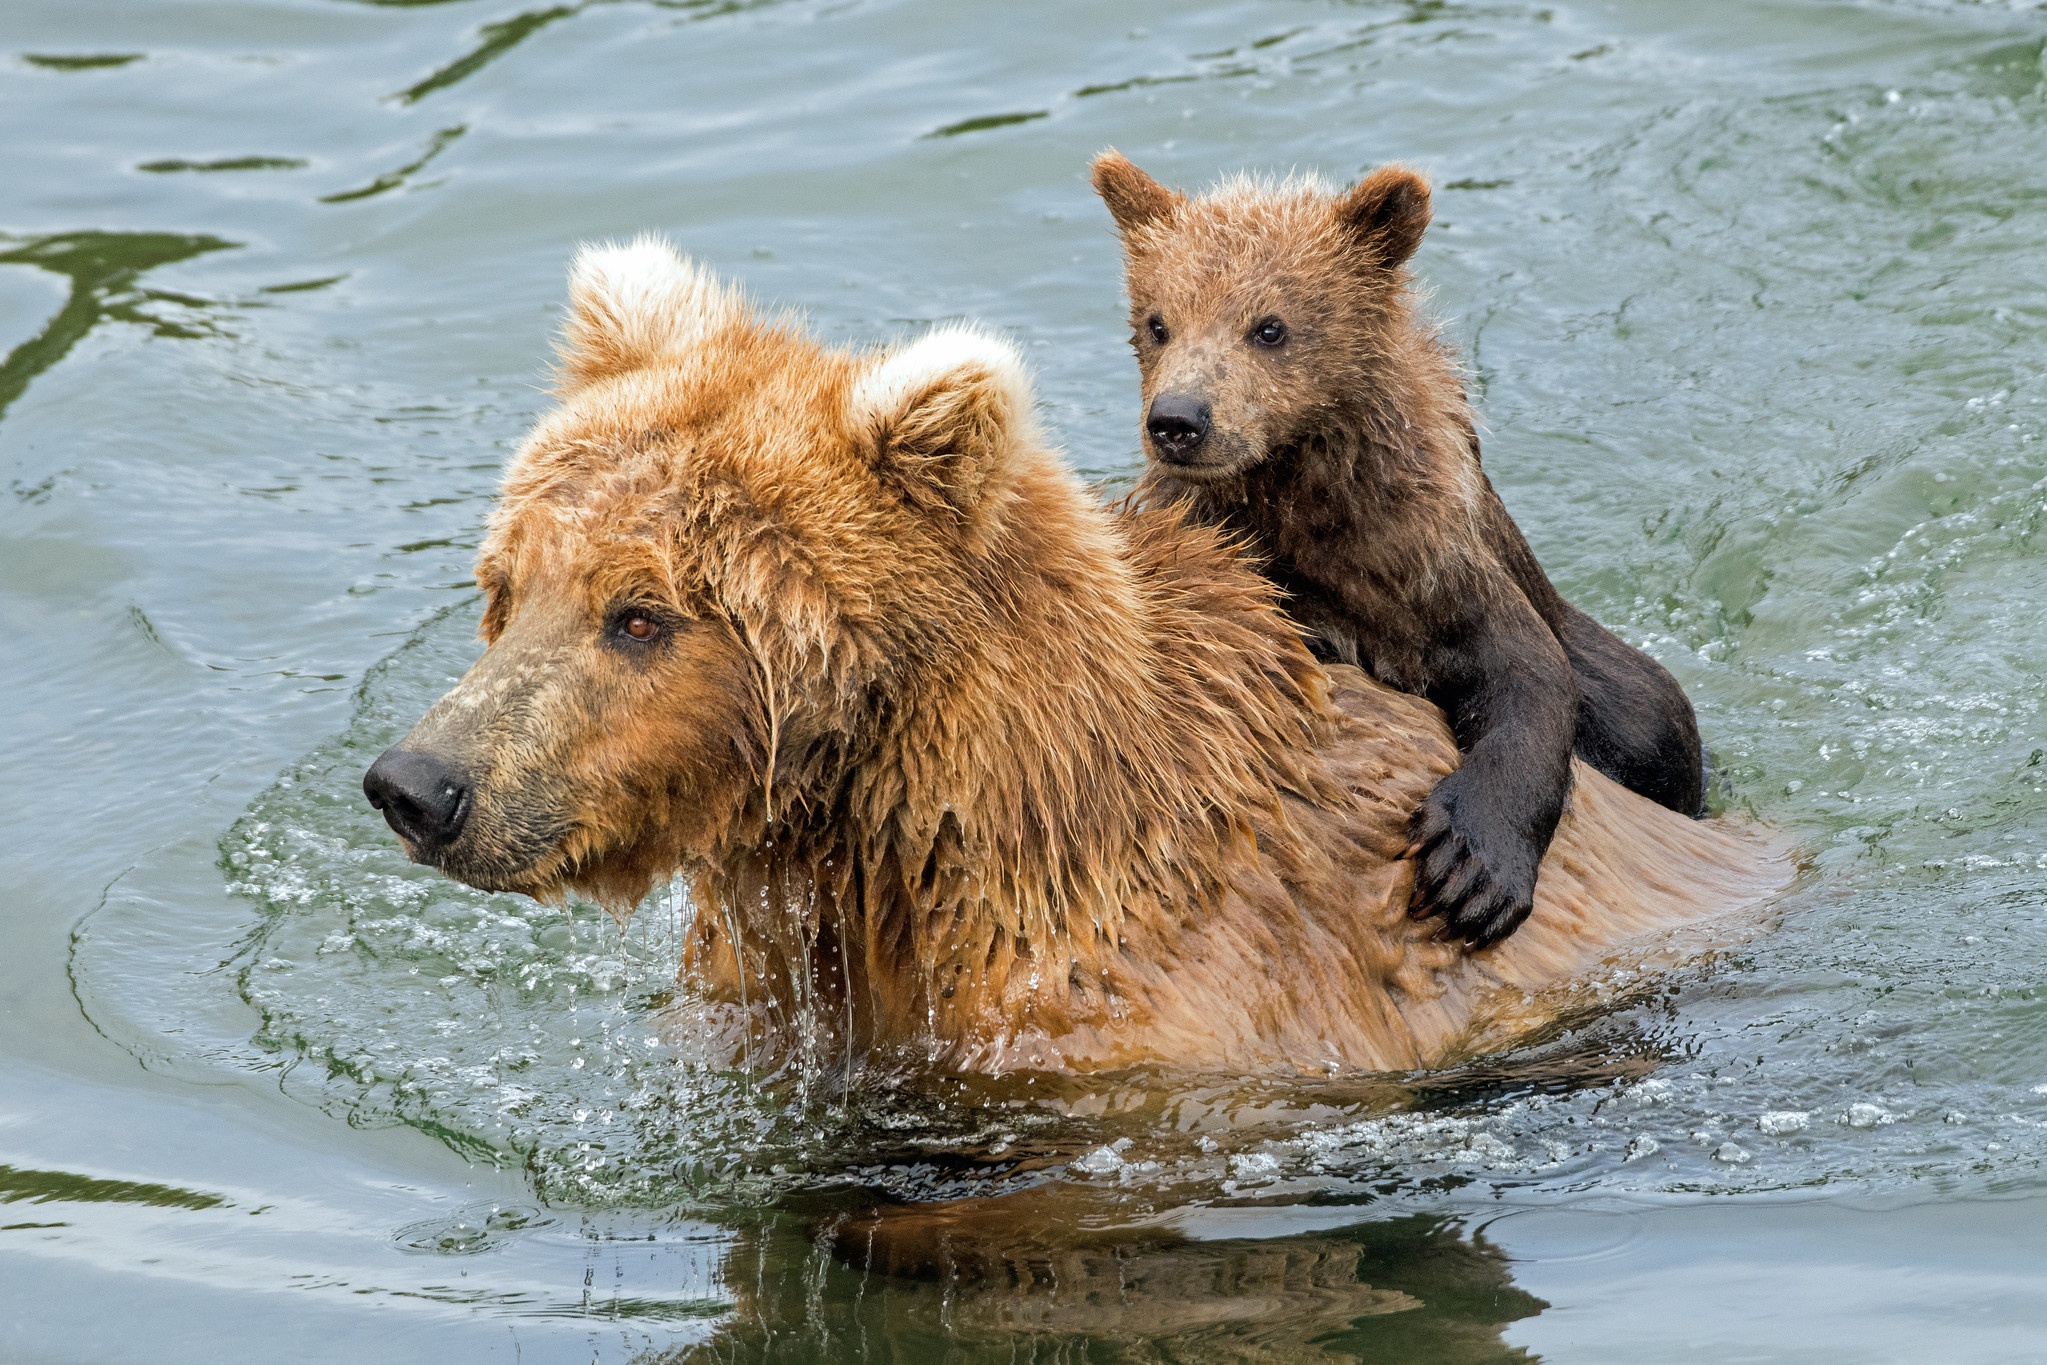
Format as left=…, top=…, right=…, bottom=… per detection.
left=1404, top=774, right=1539, bottom=949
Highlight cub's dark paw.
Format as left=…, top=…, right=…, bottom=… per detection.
left=1404, top=771, right=1540, bottom=948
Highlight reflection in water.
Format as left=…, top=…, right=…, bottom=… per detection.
left=320, top=125, right=468, bottom=203
left=927, top=110, right=1051, bottom=139
left=258, top=275, right=350, bottom=295
left=20, top=54, right=145, bottom=71
left=138, top=156, right=309, bottom=174
left=388, top=0, right=800, bottom=107
left=0, top=231, right=238, bottom=421
left=0, top=1164, right=228, bottom=1212
left=393, top=5, right=588, bottom=104
left=659, top=1199, right=1542, bottom=1363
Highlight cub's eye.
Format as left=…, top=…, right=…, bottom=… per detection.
left=1146, top=315, right=1169, bottom=345
left=1250, top=317, right=1288, bottom=348
left=624, top=615, right=658, bottom=640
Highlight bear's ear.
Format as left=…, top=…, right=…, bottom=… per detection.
left=1090, top=149, right=1184, bottom=235
left=848, top=325, right=1033, bottom=519
left=556, top=235, right=742, bottom=392
left=1335, top=165, right=1432, bottom=269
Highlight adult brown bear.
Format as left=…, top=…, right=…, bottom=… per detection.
left=363, top=238, right=1788, bottom=1076
left=1092, top=152, right=1707, bottom=950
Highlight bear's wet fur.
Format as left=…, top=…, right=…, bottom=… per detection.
left=1092, top=151, right=1706, bottom=950
left=366, top=239, right=1786, bottom=1075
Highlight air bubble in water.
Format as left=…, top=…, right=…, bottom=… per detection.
left=1071, top=1146, right=1126, bottom=1177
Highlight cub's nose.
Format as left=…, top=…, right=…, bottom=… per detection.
left=1145, top=393, right=1212, bottom=463
left=363, top=747, right=471, bottom=850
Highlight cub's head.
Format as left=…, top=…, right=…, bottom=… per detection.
left=362, top=238, right=1036, bottom=905
left=1090, top=150, right=1434, bottom=482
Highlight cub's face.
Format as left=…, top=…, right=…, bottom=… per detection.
left=1122, top=245, right=1344, bottom=483
left=1091, top=152, right=1434, bottom=483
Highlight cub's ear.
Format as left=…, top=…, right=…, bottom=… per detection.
left=1090, top=149, right=1184, bottom=235
left=849, top=325, right=1033, bottom=519
left=1336, top=165, right=1432, bottom=268
left=556, top=235, right=742, bottom=392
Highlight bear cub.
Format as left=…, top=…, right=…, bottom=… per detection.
left=1092, top=151, right=1704, bottom=949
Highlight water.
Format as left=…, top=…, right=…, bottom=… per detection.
left=6, top=0, right=2047, bottom=1359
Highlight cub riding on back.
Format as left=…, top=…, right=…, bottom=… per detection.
left=1093, top=150, right=1705, bottom=949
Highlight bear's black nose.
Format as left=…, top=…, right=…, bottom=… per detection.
left=1146, top=393, right=1212, bottom=462
left=364, top=747, right=472, bottom=850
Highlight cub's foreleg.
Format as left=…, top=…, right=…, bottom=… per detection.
left=1406, top=595, right=1579, bottom=947
left=1558, top=604, right=1704, bottom=818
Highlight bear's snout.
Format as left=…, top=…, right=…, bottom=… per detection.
left=1145, top=392, right=1212, bottom=463
left=364, top=746, right=473, bottom=854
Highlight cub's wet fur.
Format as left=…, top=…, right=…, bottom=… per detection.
left=1092, top=151, right=1704, bottom=948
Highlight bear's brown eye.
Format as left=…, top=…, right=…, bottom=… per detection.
left=1146, top=315, right=1168, bottom=345
left=609, top=608, right=666, bottom=646
left=1251, top=317, right=1288, bottom=348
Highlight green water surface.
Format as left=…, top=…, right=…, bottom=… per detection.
left=6, top=0, right=2047, bottom=1360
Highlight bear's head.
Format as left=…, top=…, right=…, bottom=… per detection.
left=1090, top=150, right=1435, bottom=483
left=362, top=237, right=1040, bottom=906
